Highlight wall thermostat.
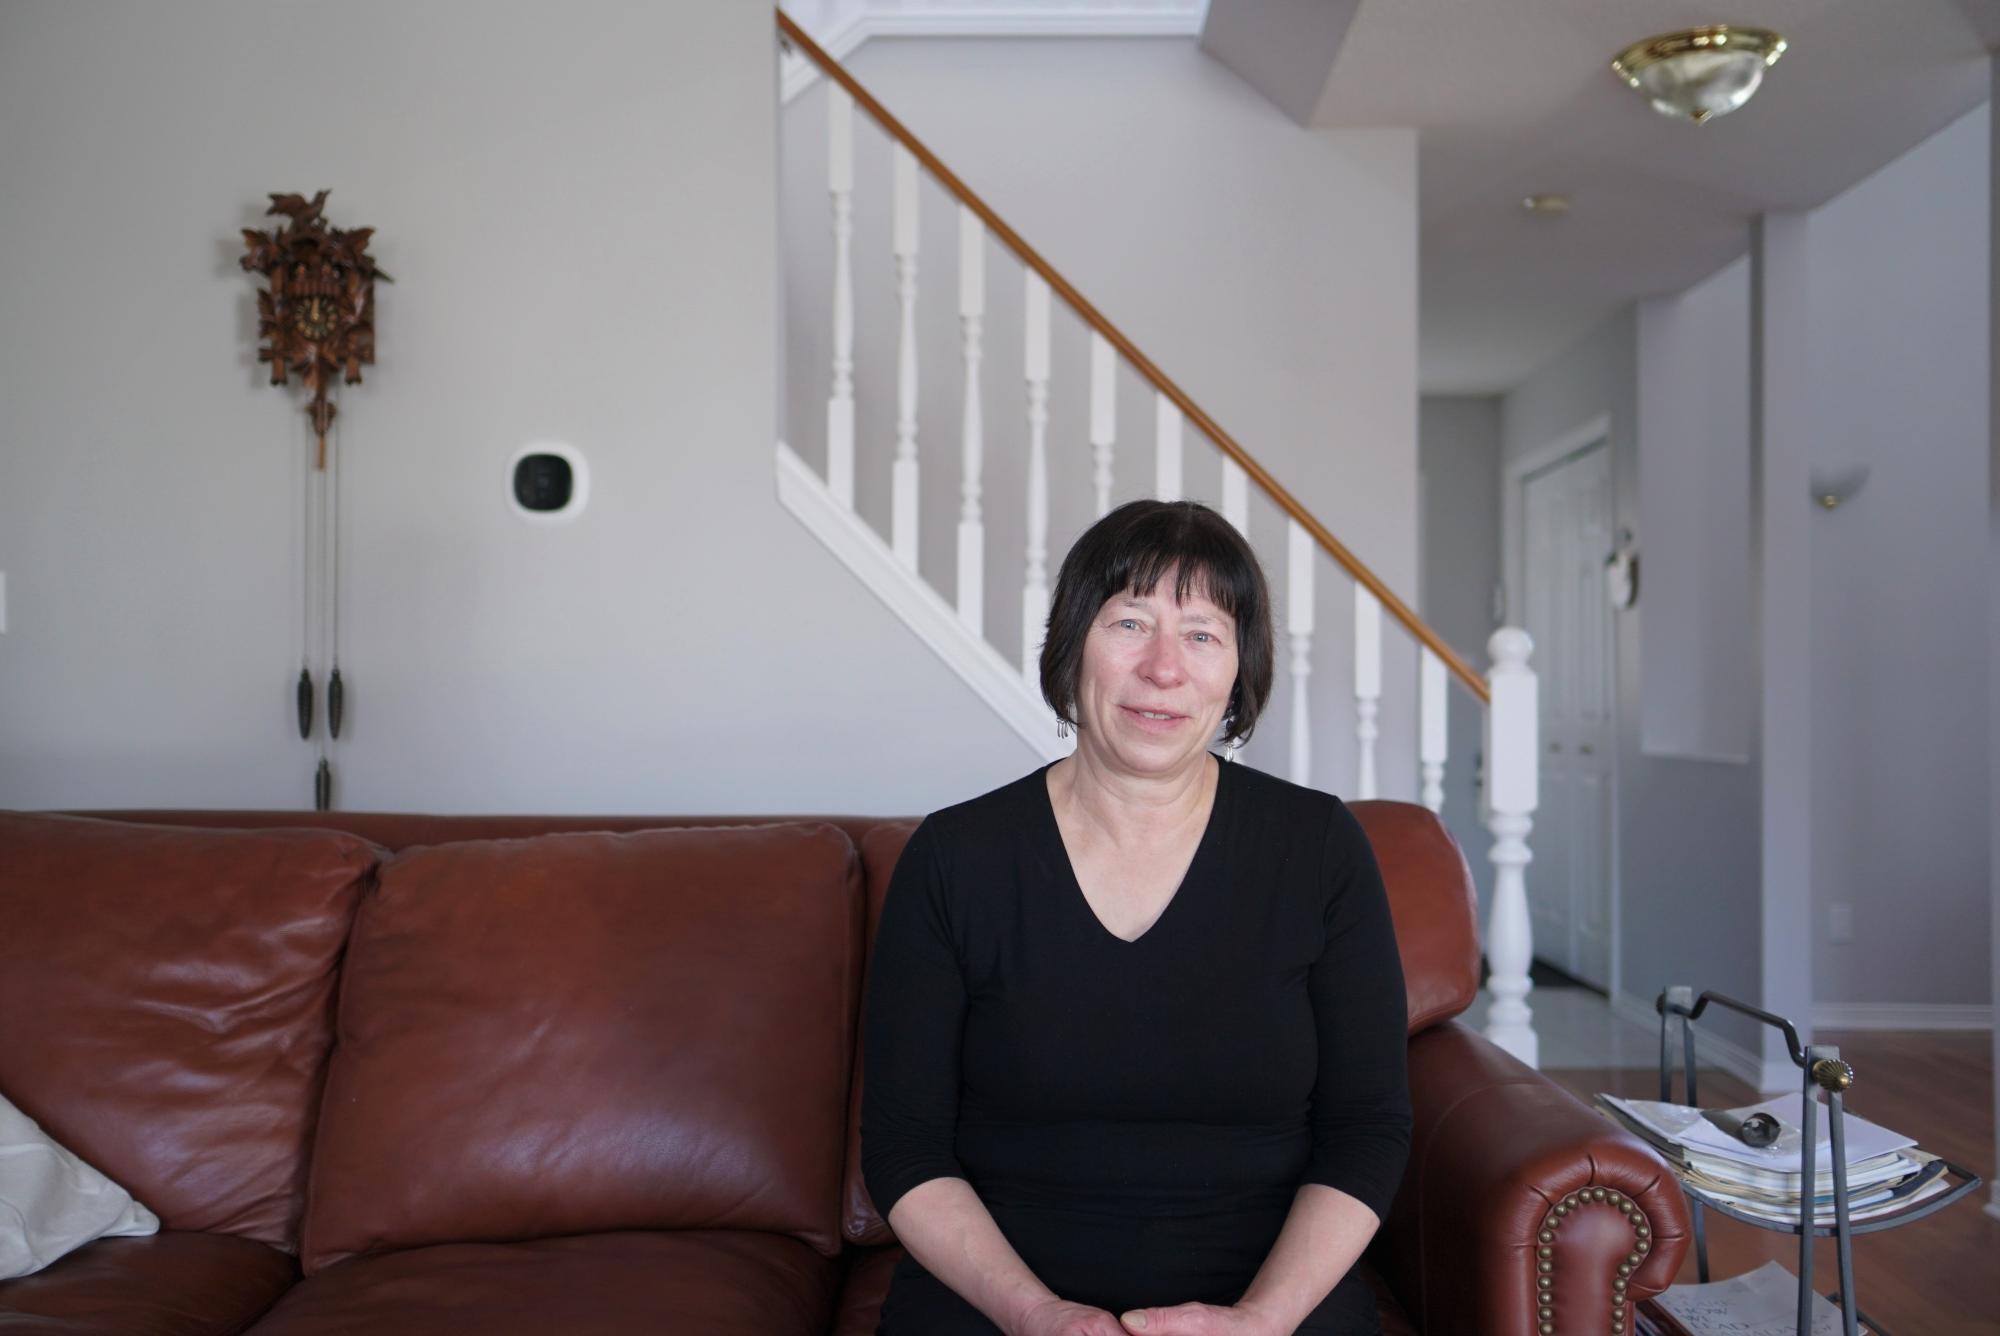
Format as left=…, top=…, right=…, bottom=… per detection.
left=508, top=443, right=588, bottom=523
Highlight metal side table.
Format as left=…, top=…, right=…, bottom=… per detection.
left=1654, top=987, right=1984, bottom=1336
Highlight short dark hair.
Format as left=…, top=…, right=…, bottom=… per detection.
left=1039, top=499, right=1275, bottom=747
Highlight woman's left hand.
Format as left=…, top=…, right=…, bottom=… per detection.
left=1116, top=1303, right=1285, bottom=1336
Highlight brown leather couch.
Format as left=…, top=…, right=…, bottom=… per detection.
left=0, top=803, right=1688, bottom=1335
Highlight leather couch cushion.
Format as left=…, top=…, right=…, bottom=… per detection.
left=245, top=1230, right=837, bottom=1336
left=0, top=813, right=378, bottom=1250
left=0, top=1231, right=298, bottom=1335
left=301, top=824, right=863, bottom=1272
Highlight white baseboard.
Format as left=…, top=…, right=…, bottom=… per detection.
left=1812, top=1003, right=1993, bottom=1032
left=776, top=442, right=1066, bottom=763
left=1612, top=992, right=1771, bottom=1092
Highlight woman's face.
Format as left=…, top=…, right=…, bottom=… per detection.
left=1072, top=570, right=1238, bottom=779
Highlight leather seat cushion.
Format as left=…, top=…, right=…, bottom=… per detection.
left=0, top=1231, right=297, bottom=1335
left=828, top=1245, right=1417, bottom=1336
left=0, top=814, right=378, bottom=1249
left=243, top=1230, right=838, bottom=1336
left=300, top=823, right=864, bottom=1271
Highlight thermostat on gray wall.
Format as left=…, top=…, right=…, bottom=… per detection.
left=509, top=443, right=588, bottom=522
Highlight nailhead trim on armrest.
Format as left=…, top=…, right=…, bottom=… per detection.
left=1534, top=1185, right=1652, bottom=1335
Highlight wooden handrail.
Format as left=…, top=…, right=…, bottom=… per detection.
left=777, top=9, right=1489, bottom=704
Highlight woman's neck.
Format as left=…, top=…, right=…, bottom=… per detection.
left=1050, top=747, right=1215, bottom=849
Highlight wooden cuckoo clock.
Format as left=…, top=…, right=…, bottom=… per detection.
left=240, top=190, right=389, bottom=467
left=239, top=190, right=389, bottom=809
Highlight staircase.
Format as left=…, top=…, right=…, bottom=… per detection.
left=773, top=10, right=1545, bottom=1067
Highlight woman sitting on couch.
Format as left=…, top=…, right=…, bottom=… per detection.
left=861, top=499, right=1412, bottom=1336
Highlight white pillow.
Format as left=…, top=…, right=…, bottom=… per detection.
left=0, top=1089, right=159, bottom=1279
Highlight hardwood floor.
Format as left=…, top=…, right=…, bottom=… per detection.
left=1546, top=1031, right=2000, bottom=1334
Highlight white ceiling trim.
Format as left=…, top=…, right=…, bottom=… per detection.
left=780, top=0, right=1206, bottom=101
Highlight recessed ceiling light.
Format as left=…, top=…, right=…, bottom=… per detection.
left=1612, top=26, right=1787, bottom=125
left=1522, top=194, right=1571, bottom=214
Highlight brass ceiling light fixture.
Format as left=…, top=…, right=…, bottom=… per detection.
left=1611, top=26, right=1787, bottom=124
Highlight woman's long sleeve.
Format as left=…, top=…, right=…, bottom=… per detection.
left=1300, top=799, right=1413, bottom=1221
left=860, top=818, right=971, bottom=1223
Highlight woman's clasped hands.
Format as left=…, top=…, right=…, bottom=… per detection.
left=1014, top=1296, right=1285, bottom=1336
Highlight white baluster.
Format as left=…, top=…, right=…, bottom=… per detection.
left=1483, top=627, right=1540, bottom=1068
left=1155, top=395, right=1183, bottom=501
left=1419, top=647, right=1447, bottom=813
left=1022, top=272, right=1052, bottom=681
left=1353, top=587, right=1381, bottom=799
left=956, top=208, right=986, bottom=636
left=1220, top=457, right=1248, bottom=534
left=826, top=85, right=856, bottom=509
left=891, top=146, right=920, bottom=570
left=1287, top=520, right=1314, bottom=786
left=1090, top=333, right=1116, bottom=518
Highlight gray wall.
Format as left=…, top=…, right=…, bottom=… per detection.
left=0, top=0, right=1042, bottom=816
left=1636, top=258, right=1754, bottom=765
left=1418, top=396, right=1500, bottom=918
left=1501, top=308, right=1764, bottom=1051
left=780, top=37, right=1423, bottom=799
left=1804, top=105, right=1991, bottom=1009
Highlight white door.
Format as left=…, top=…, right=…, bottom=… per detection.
left=1519, top=443, right=1615, bottom=989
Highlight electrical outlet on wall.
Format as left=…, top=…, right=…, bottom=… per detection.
left=1827, top=902, right=1855, bottom=944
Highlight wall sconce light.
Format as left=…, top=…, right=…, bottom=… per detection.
left=1605, top=529, right=1639, bottom=609
left=1809, top=466, right=1870, bottom=511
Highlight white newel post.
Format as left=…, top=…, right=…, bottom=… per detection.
left=1353, top=587, right=1381, bottom=799
left=1419, top=647, right=1447, bottom=814
left=891, top=146, right=921, bottom=570
left=1022, top=272, right=1052, bottom=681
left=1090, top=334, right=1116, bottom=519
left=1483, top=626, right=1540, bottom=1068
left=956, top=207, right=985, bottom=636
left=826, top=85, right=856, bottom=509
left=1155, top=395, right=1183, bottom=502
left=1286, top=520, right=1314, bottom=786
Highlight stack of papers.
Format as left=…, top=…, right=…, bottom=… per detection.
left=1596, top=1092, right=1948, bottom=1226
left=1637, top=1260, right=1870, bottom=1335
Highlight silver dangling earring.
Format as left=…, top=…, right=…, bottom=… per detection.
left=1057, top=719, right=1073, bottom=739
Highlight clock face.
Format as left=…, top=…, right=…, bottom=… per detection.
left=290, top=295, right=338, bottom=341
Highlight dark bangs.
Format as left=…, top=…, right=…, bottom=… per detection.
left=1039, top=499, right=1275, bottom=746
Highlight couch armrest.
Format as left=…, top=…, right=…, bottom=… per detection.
left=1371, top=1022, right=1690, bottom=1336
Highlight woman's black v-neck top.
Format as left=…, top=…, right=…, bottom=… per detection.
left=860, top=757, right=1411, bottom=1333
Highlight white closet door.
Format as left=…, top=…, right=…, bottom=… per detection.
left=1521, top=442, right=1615, bottom=989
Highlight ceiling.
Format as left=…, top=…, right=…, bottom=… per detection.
left=1203, top=0, right=1999, bottom=393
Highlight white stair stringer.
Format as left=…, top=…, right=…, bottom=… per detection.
left=777, top=441, right=1067, bottom=763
